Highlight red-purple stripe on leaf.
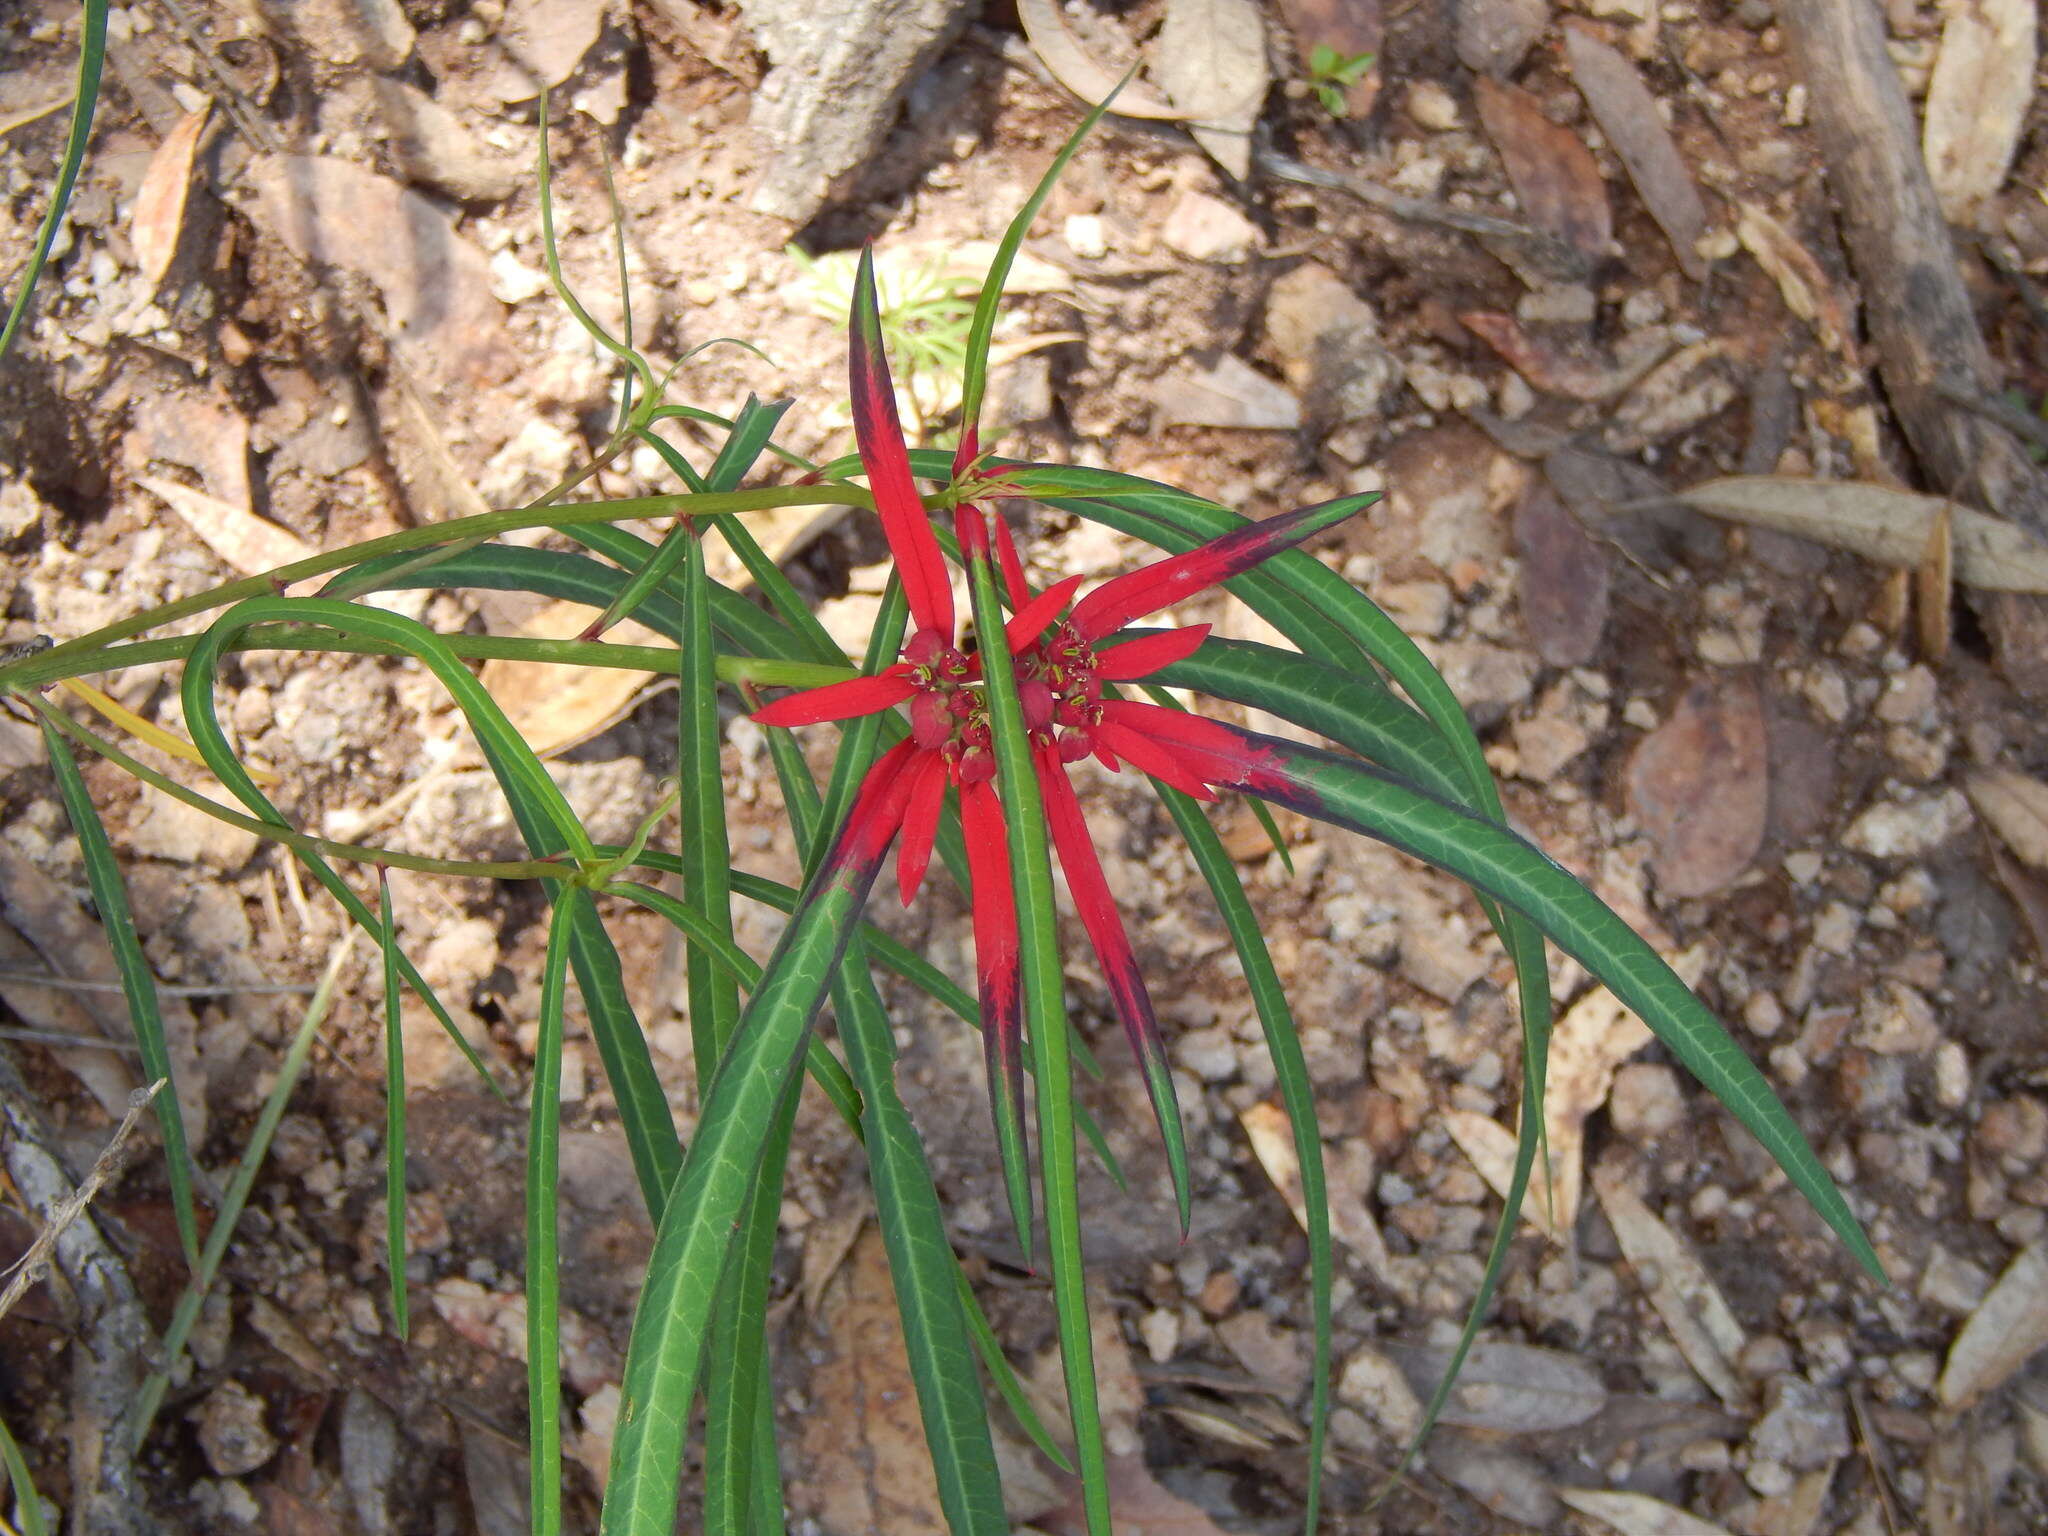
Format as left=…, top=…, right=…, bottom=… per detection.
left=1036, top=741, right=1193, bottom=1235
left=1068, top=497, right=1362, bottom=641
left=962, top=777, right=1033, bottom=1258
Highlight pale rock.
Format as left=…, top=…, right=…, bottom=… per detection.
left=1407, top=79, right=1463, bottom=131
left=1855, top=980, right=1940, bottom=1055
left=1216, top=1310, right=1309, bottom=1401
left=1174, top=1025, right=1239, bottom=1084
left=1263, top=263, right=1404, bottom=428
left=1876, top=665, right=1939, bottom=725
left=477, top=416, right=580, bottom=507
left=417, top=916, right=499, bottom=997
left=1423, top=640, right=1538, bottom=726
left=1978, top=1095, right=2048, bottom=1164
left=1141, top=1307, right=1180, bottom=1363
left=1457, top=0, right=1549, bottom=76
left=1919, top=1245, right=1992, bottom=1315
left=1161, top=190, right=1260, bottom=263
left=1338, top=1348, right=1421, bottom=1440
left=192, top=1381, right=279, bottom=1477
left=1934, top=1041, right=1970, bottom=1109
left=1842, top=788, right=1971, bottom=858
left=1748, top=1376, right=1850, bottom=1470
left=1062, top=213, right=1108, bottom=260
left=1609, top=1062, right=1685, bottom=1140
left=1512, top=707, right=1591, bottom=783
left=130, top=793, right=261, bottom=870
left=1376, top=578, right=1452, bottom=638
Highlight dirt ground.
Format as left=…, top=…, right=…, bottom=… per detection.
left=3, top=0, right=2048, bottom=1531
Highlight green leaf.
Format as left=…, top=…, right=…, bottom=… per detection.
left=527, top=889, right=576, bottom=1536
left=1234, top=731, right=1884, bottom=1281
left=680, top=528, right=743, bottom=1070
left=0, top=0, right=107, bottom=361
left=963, top=522, right=1112, bottom=1533
left=0, top=1406, right=49, bottom=1536
left=1153, top=785, right=1333, bottom=1532
left=377, top=871, right=409, bottom=1338
left=38, top=717, right=200, bottom=1271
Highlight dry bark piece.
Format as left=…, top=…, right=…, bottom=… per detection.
left=1563, top=24, right=1710, bottom=280
left=1461, top=311, right=1677, bottom=402
left=133, top=106, right=210, bottom=289
left=1627, top=674, right=1768, bottom=899
left=791, top=1226, right=950, bottom=1533
left=739, top=0, right=977, bottom=223
left=241, top=155, right=512, bottom=398
left=370, top=79, right=520, bottom=203
left=1154, top=0, right=1269, bottom=180
left=1473, top=77, right=1612, bottom=264
left=1678, top=476, right=2048, bottom=593
left=1042, top=1453, right=1234, bottom=1536
left=1938, top=1242, right=2048, bottom=1409
left=1593, top=1155, right=1747, bottom=1407
left=1921, top=0, right=2035, bottom=226
left=1735, top=204, right=1856, bottom=363
left=1015, top=0, right=1183, bottom=119
left=1916, top=498, right=1953, bottom=661
left=1514, top=480, right=1609, bottom=667
left=1382, top=1340, right=1607, bottom=1433
left=140, top=476, right=320, bottom=578
left=1558, top=1487, right=1737, bottom=1536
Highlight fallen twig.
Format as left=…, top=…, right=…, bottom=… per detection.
left=0, top=1080, right=162, bottom=1328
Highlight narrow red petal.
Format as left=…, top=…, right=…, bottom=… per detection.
left=1068, top=497, right=1362, bottom=641
left=821, top=738, right=920, bottom=875
left=749, top=670, right=915, bottom=728
left=851, top=248, right=952, bottom=638
left=1092, top=719, right=1217, bottom=801
left=961, top=778, right=1033, bottom=1256
left=993, top=513, right=1029, bottom=608
left=1036, top=743, right=1191, bottom=1234
left=895, top=749, right=951, bottom=907
left=1004, top=574, right=1084, bottom=652
left=1093, top=624, right=1211, bottom=681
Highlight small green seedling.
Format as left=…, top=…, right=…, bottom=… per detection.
left=1306, top=43, right=1376, bottom=118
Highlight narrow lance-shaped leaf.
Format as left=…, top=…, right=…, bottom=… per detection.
left=377, top=870, right=409, bottom=1338
left=1205, top=725, right=1883, bottom=1282
left=527, top=889, right=576, bottom=1536
left=38, top=717, right=201, bottom=1271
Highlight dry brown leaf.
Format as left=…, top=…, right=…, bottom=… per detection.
left=1921, top=0, right=2035, bottom=225
left=477, top=600, right=669, bottom=758
left=1735, top=204, right=1854, bottom=361
left=1558, top=1486, right=1737, bottom=1536
left=1563, top=24, right=1709, bottom=280
left=1460, top=311, right=1677, bottom=402
left=1154, top=0, right=1269, bottom=180
left=798, top=1195, right=870, bottom=1318
left=1015, top=0, right=1184, bottom=118
left=791, top=1227, right=948, bottom=1535
left=1042, top=1453, right=1233, bottom=1536
left=133, top=106, right=210, bottom=289
left=140, top=475, right=321, bottom=577
left=1473, top=76, right=1612, bottom=263
left=1678, top=476, right=2048, bottom=593
left=1514, top=481, right=1609, bottom=668
left=1241, top=1101, right=1391, bottom=1277
left=1938, top=1241, right=2048, bottom=1409
left=1627, top=674, right=1768, bottom=899
left=1593, top=1154, right=1747, bottom=1406
left=1923, top=1422, right=1973, bottom=1536
left=1383, top=1340, right=1606, bottom=1433
left=241, top=155, right=511, bottom=397
left=1447, top=980, right=1656, bottom=1240
left=1749, top=1463, right=1837, bottom=1536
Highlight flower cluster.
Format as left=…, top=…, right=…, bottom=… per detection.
left=753, top=249, right=1356, bottom=1242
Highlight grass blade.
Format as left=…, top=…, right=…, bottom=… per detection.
left=0, top=0, right=107, bottom=360
left=38, top=716, right=199, bottom=1270
left=377, top=870, right=408, bottom=1337
left=0, top=1409, right=49, bottom=1536
left=527, top=889, right=577, bottom=1536
left=130, top=936, right=355, bottom=1445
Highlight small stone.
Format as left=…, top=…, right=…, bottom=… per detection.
left=1977, top=1096, right=2048, bottom=1164
left=1875, top=665, right=1938, bottom=725
left=1745, top=1458, right=1796, bottom=1497
left=1140, top=1307, right=1180, bottom=1363
left=1174, top=1025, right=1239, bottom=1084
left=1738, top=1334, right=1795, bottom=1379
left=1609, top=1063, right=1685, bottom=1140
left=1217, top=1310, right=1310, bottom=1401
left=1377, top=579, right=1453, bottom=638
left=1337, top=1348, right=1421, bottom=1440
left=1062, top=213, right=1108, bottom=260
left=1161, top=190, right=1260, bottom=264
left=192, top=1380, right=279, bottom=1477
left=1197, top=1268, right=1241, bottom=1317
left=1407, top=79, right=1463, bottom=131
left=1749, top=1376, right=1850, bottom=1470
left=1842, top=788, right=1971, bottom=859
left=1855, top=981, right=1940, bottom=1056
left=1744, top=991, right=1786, bottom=1038
left=130, top=794, right=261, bottom=870
left=1934, top=1042, right=1970, bottom=1109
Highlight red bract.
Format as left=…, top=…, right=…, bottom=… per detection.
left=750, top=245, right=1358, bottom=1246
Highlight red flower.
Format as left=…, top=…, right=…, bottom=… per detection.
left=752, top=247, right=1358, bottom=1244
